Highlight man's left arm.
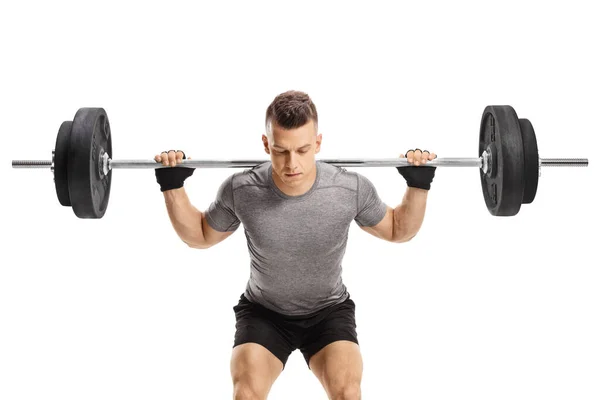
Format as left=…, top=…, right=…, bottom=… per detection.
left=360, top=149, right=436, bottom=243
left=361, top=187, right=428, bottom=242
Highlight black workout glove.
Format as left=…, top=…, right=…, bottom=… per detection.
left=396, top=149, right=436, bottom=190
left=155, top=150, right=195, bottom=192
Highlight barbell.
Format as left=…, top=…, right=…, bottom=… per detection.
left=11, top=106, right=588, bottom=219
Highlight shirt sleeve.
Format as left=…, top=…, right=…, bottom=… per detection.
left=354, top=173, right=388, bottom=227
left=204, top=174, right=241, bottom=232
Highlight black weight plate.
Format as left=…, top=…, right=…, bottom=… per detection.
left=519, top=118, right=539, bottom=204
left=68, top=108, right=112, bottom=219
left=54, top=121, right=72, bottom=206
left=479, top=105, right=524, bottom=216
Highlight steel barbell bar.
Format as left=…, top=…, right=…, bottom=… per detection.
left=11, top=106, right=589, bottom=218
left=11, top=157, right=588, bottom=169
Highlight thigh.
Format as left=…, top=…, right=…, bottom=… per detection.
left=299, top=297, right=359, bottom=369
left=230, top=342, right=284, bottom=397
left=233, top=294, right=296, bottom=369
left=307, top=340, right=363, bottom=398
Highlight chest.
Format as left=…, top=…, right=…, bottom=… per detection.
left=237, top=191, right=356, bottom=251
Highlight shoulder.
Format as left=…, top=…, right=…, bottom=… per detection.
left=317, top=161, right=359, bottom=192
left=229, top=161, right=271, bottom=191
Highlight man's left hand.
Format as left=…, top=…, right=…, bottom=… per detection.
left=396, top=148, right=437, bottom=190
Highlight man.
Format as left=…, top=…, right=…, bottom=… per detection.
left=154, top=91, right=436, bottom=400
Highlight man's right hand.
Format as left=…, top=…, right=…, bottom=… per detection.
left=154, top=150, right=195, bottom=192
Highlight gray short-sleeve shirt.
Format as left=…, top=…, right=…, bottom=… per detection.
left=204, top=161, right=388, bottom=316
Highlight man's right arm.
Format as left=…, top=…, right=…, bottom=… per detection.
left=162, top=188, right=235, bottom=249
left=156, top=150, right=238, bottom=249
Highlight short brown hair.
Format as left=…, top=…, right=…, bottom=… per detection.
left=265, top=90, right=318, bottom=134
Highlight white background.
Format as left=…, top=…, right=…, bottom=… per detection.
left=1, top=1, right=598, bottom=399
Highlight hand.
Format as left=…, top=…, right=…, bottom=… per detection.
left=396, top=148, right=437, bottom=190
left=401, top=148, right=437, bottom=166
left=154, top=149, right=190, bottom=167
left=154, top=150, right=195, bottom=192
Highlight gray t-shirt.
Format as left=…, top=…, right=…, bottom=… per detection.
left=204, top=161, right=388, bottom=316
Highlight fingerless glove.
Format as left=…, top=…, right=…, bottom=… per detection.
left=396, top=149, right=436, bottom=190
left=155, top=151, right=195, bottom=192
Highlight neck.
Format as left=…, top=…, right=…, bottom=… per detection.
left=272, top=163, right=318, bottom=196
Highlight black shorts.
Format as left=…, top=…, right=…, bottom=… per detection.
left=232, top=293, right=358, bottom=370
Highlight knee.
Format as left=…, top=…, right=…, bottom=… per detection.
left=233, top=383, right=265, bottom=400
left=330, top=383, right=361, bottom=400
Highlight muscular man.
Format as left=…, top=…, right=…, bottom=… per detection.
left=154, top=91, right=437, bottom=400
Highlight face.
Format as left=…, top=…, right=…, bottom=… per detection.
left=262, top=120, right=322, bottom=193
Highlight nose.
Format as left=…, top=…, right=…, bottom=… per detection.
left=285, top=152, right=298, bottom=170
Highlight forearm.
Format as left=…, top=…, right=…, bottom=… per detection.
left=162, top=188, right=206, bottom=247
left=392, top=187, right=429, bottom=242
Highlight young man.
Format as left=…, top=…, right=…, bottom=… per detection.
left=154, top=91, right=437, bottom=400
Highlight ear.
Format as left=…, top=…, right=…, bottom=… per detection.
left=315, top=133, right=323, bottom=154
left=262, top=134, right=271, bottom=154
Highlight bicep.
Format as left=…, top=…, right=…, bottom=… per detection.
left=359, top=206, right=395, bottom=242
left=201, top=212, right=236, bottom=248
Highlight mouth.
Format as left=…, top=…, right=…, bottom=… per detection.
left=285, top=172, right=302, bottom=177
